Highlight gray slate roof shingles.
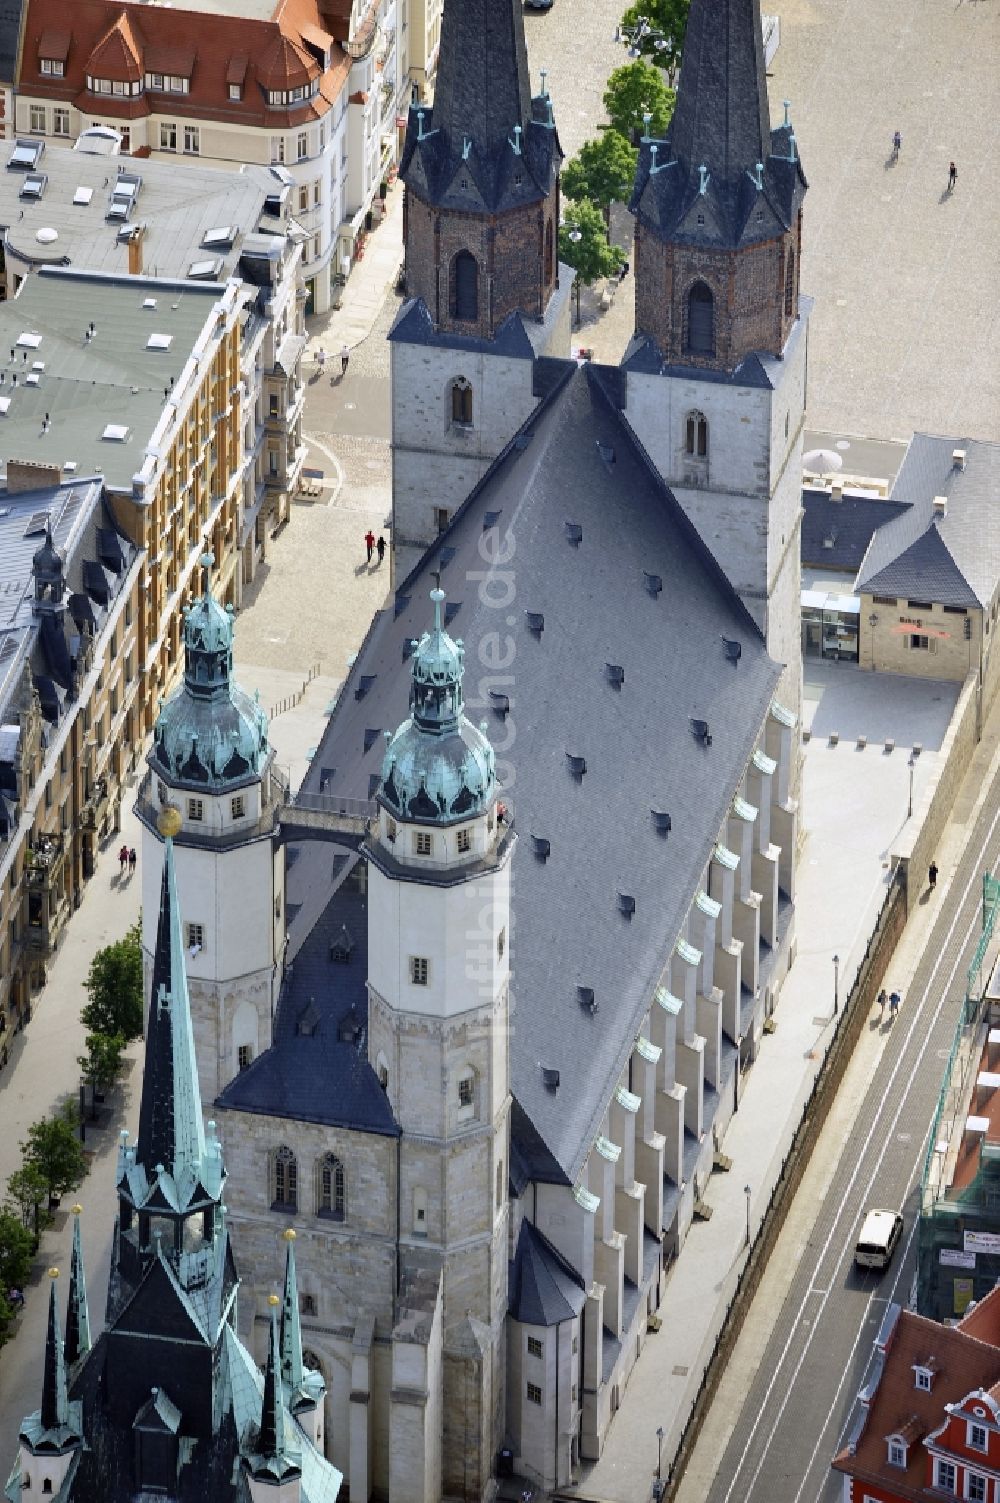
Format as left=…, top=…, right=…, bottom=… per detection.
left=274, top=362, right=780, bottom=1185
left=856, top=434, right=1000, bottom=607
left=508, top=1219, right=586, bottom=1328
left=801, top=488, right=911, bottom=573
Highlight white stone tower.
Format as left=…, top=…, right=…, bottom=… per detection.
left=365, top=587, right=513, bottom=1501
left=622, top=0, right=810, bottom=731
left=138, top=554, right=284, bottom=1108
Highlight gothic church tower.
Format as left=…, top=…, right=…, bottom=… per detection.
left=390, top=0, right=572, bottom=579
left=623, top=0, right=809, bottom=728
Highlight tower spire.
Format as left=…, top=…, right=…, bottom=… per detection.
left=279, top=1229, right=303, bottom=1390
left=63, top=1206, right=91, bottom=1367
left=669, top=0, right=771, bottom=184
left=40, top=1269, right=69, bottom=1433
left=135, top=812, right=207, bottom=1188
left=250, top=1295, right=301, bottom=1484
left=422, top=0, right=532, bottom=173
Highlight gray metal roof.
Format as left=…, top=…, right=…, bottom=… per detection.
left=295, top=362, right=780, bottom=1184
left=801, top=488, right=910, bottom=573
left=508, top=1219, right=586, bottom=1327
left=0, top=145, right=286, bottom=283
left=0, top=0, right=24, bottom=83
left=0, top=266, right=228, bottom=491
left=856, top=434, right=1000, bottom=607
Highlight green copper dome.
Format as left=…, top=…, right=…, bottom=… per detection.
left=150, top=556, right=269, bottom=791
left=380, top=588, right=495, bottom=824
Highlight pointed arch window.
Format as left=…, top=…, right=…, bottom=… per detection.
left=270, top=1146, right=298, bottom=1211
left=685, top=411, right=708, bottom=459
left=686, top=281, right=715, bottom=356
left=316, top=1153, right=346, bottom=1220
left=784, top=248, right=796, bottom=317
left=544, top=219, right=554, bottom=282
left=452, top=251, right=479, bottom=322
left=451, top=376, right=473, bottom=428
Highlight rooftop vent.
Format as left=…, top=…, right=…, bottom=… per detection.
left=566, top=752, right=586, bottom=781
left=188, top=256, right=223, bottom=280
left=338, top=1005, right=363, bottom=1043
left=606, top=662, right=625, bottom=689
left=142, top=297, right=157, bottom=309
left=19, top=171, right=47, bottom=201
left=363, top=728, right=380, bottom=753
left=367, top=772, right=380, bottom=798
left=525, top=611, right=544, bottom=636
left=72, top=186, right=94, bottom=206
left=577, top=985, right=598, bottom=1015
left=690, top=717, right=712, bottom=746
left=146, top=333, right=173, bottom=351
left=354, top=674, right=376, bottom=701
left=541, top=1066, right=560, bottom=1092
left=644, top=571, right=662, bottom=597
left=483, top=509, right=501, bottom=529
left=394, top=592, right=410, bottom=619
left=438, top=545, right=456, bottom=568
left=617, top=891, right=636, bottom=918
left=530, top=835, right=550, bottom=862
left=489, top=690, right=510, bottom=719
left=23, top=510, right=49, bottom=537
left=953, top=449, right=967, bottom=471
left=101, top=423, right=129, bottom=442
left=651, top=809, right=671, bottom=836
left=330, top=925, right=354, bottom=963
left=296, top=999, right=320, bottom=1037
left=565, top=521, right=582, bottom=546
left=16, top=332, right=41, bottom=349
left=513, top=431, right=534, bottom=451
left=933, top=495, right=948, bottom=517
left=596, top=439, right=615, bottom=465
left=201, top=224, right=237, bottom=249
left=8, top=139, right=44, bottom=171
left=402, top=638, right=416, bottom=662
left=444, top=600, right=461, bottom=625
left=722, top=637, right=742, bottom=664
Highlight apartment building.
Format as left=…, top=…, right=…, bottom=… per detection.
left=13, top=0, right=405, bottom=312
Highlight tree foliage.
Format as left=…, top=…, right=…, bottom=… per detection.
left=5, top=1163, right=49, bottom=1237
left=81, top=922, right=143, bottom=1042
left=78, top=1031, right=126, bottom=1113
left=0, top=1211, right=34, bottom=1292
left=21, top=1104, right=86, bottom=1209
left=619, top=0, right=690, bottom=77
left=603, top=59, right=676, bottom=144
left=559, top=200, right=625, bottom=322
left=562, top=131, right=638, bottom=221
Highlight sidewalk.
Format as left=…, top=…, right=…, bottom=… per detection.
left=306, top=180, right=404, bottom=358
left=579, top=672, right=980, bottom=1502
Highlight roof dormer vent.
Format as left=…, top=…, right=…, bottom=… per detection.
left=489, top=690, right=510, bottom=719
left=525, top=611, right=544, bottom=636
left=953, top=449, right=967, bottom=471
left=565, top=521, right=582, bottom=546
left=530, top=835, right=550, bottom=862
left=577, top=985, right=598, bottom=1015
left=541, top=1066, right=560, bottom=1092
left=644, top=571, right=662, bottom=597
left=606, top=663, right=624, bottom=689
left=651, top=809, right=671, bottom=836
left=722, top=637, right=742, bottom=664
left=566, top=752, right=586, bottom=781
left=690, top=718, right=712, bottom=747
left=933, top=495, right=948, bottom=517
left=617, top=891, right=636, bottom=919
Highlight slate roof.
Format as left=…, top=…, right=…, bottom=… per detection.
left=801, top=488, right=911, bottom=573
left=292, top=361, right=780, bottom=1184
left=217, top=864, right=399, bottom=1136
left=833, top=1289, right=1000, bottom=1496
left=0, top=0, right=24, bottom=83
left=630, top=0, right=807, bottom=249
left=508, top=1219, right=586, bottom=1327
left=399, top=0, right=560, bottom=213
left=856, top=434, right=1000, bottom=607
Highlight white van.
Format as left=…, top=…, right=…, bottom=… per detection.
left=855, top=1209, right=903, bottom=1271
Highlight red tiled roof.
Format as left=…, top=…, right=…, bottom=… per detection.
left=833, top=1300, right=1000, bottom=1498
left=37, top=28, right=70, bottom=61
left=86, top=11, right=144, bottom=82
left=20, top=0, right=351, bottom=127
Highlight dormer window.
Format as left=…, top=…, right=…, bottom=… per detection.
left=40, top=58, right=64, bottom=77
left=969, top=1420, right=989, bottom=1452
left=914, top=1367, right=932, bottom=1391
left=887, top=1439, right=907, bottom=1468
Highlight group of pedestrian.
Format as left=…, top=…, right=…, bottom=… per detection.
left=314, top=345, right=351, bottom=377
left=364, top=531, right=387, bottom=566
left=890, top=131, right=957, bottom=193
left=877, top=988, right=902, bottom=1023
left=118, top=844, right=137, bottom=878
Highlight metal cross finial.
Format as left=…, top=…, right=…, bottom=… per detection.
left=642, top=111, right=652, bottom=142
left=462, top=135, right=472, bottom=160
left=698, top=163, right=710, bottom=195
left=540, top=67, right=548, bottom=97
left=417, top=109, right=426, bottom=141
left=509, top=124, right=522, bottom=156
left=783, top=100, right=791, bottom=127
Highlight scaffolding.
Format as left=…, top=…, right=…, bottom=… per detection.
left=917, top=875, right=1000, bottom=1320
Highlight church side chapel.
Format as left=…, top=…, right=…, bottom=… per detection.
left=129, top=0, right=811, bottom=1496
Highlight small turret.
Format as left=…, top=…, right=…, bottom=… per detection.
left=246, top=1294, right=301, bottom=1501
left=63, top=1205, right=91, bottom=1368
left=279, top=1229, right=325, bottom=1450
left=15, top=1267, right=83, bottom=1497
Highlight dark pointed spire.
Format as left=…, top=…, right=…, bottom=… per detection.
left=279, top=1229, right=304, bottom=1391
left=40, top=1269, right=69, bottom=1433
left=63, top=1206, right=91, bottom=1367
left=669, top=0, right=771, bottom=183
left=135, top=815, right=207, bottom=1188
left=428, top=0, right=531, bottom=170
left=251, top=1295, right=300, bottom=1483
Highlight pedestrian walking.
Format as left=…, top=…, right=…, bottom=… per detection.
left=929, top=860, right=938, bottom=890
left=892, top=129, right=901, bottom=160
left=376, top=534, right=386, bottom=565
left=948, top=161, right=957, bottom=192
left=340, top=344, right=350, bottom=376
left=316, top=346, right=326, bottom=372
left=618, top=259, right=630, bottom=283
left=118, top=843, right=128, bottom=875
left=889, top=989, right=901, bottom=1021
left=877, top=988, right=888, bottom=1021
left=128, top=848, right=137, bottom=876
left=364, top=529, right=375, bottom=563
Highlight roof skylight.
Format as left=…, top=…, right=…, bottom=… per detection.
left=146, top=333, right=173, bottom=350
left=101, top=424, right=130, bottom=442
left=72, top=186, right=94, bottom=206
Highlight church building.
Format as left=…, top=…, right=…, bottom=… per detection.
left=136, top=0, right=813, bottom=1495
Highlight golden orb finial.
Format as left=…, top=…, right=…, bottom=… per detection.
left=72, top=1204, right=83, bottom=1216
left=282, top=1227, right=296, bottom=1242
left=157, top=804, right=183, bottom=839
left=47, top=1266, right=59, bottom=1280
left=268, top=1293, right=280, bottom=1308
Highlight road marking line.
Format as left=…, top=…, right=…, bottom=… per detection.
left=300, top=433, right=345, bottom=508
left=719, top=797, right=1000, bottom=1503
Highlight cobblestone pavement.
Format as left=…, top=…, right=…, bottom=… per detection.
left=523, top=0, right=629, bottom=162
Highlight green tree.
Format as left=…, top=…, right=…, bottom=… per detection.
left=603, top=59, right=676, bottom=144
left=0, top=1210, right=35, bottom=1292
left=5, top=1162, right=49, bottom=1242
left=619, top=0, right=690, bottom=78
left=22, top=1103, right=87, bottom=1210
left=559, top=200, right=625, bottom=324
left=81, top=922, right=143, bottom=1042
left=77, top=1031, right=126, bottom=1117
left=562, top=131, right=638, bottom=225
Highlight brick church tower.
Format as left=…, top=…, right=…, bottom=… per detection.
left=390, top=0, right=572, bottom=579
left=623, top=0, right=810, bottom=729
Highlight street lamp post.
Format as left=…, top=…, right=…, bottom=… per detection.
left=833, top=953, right=840, bottom=1016
left=656, top=1426, right=664, bottom=1482
left=744, top=1184, right=752, bottom=1247
left=908, top=752, right=916, bottom=819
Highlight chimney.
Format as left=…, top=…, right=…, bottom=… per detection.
left=6, top=459, right=63, bottom=493
left=933, top=495, right=948, bottom=518
left=953, top=448, right=967, bottom=471
left=830, top=480, right=843, bottom=501
left=128, top=227, right=144, bottom=276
